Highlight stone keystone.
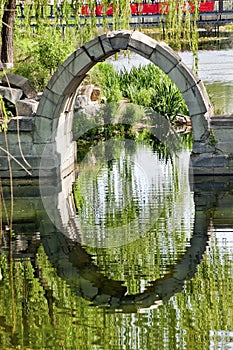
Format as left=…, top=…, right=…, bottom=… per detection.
left=1, top=73, right=37, bottom=99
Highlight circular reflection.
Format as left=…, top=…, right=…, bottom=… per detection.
left=40, top=215, right=210, bottom=313
left=74, top=138, right=187, bottom=248
left=38, top=102, right=205, bottom=312
left=39, top=104, right=187, bottom=249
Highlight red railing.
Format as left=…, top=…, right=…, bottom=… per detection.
left=82, top=1, right=215, bottom=16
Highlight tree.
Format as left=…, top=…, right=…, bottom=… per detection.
left=0, top=0, right=16, bottom=69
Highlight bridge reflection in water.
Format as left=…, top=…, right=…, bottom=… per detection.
left=2, top=165, right=233, bottom=312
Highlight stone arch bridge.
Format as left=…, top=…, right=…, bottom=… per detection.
left=1, top=30, right=233, bottom=179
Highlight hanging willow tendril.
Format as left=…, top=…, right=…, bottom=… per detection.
left=0, top=95, right=10, bottom=132
left=12, top=0, right=200, bottom=63
left=164, top=0, right=200, bottom=69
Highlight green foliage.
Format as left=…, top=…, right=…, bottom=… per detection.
left=121, top=103, right=145, bottom=125
left=118, top=64, right=189, bottom=121
left=164, top=0, right=200, bottom=59
left=150, top=82, right=188, bottom=122
left=13, top=27, right=76, bottom=90
left=14, top=59, right=50, bottom=91
left=9, top=0, right=200, bottom=91
left=88, top=63, right=123, bottom=103
left=34, top=30, right=70, bottom=74
left=0, top=96, right=13, bottom=132
left=87, top=63, right=188, bottom=122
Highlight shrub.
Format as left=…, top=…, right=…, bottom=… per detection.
left=118, top=64, right=189, bottom=122
left=88, top=63, right=123, bottom=103
left=13, top=27, right=75, bottom=91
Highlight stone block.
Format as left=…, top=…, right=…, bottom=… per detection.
left=108, top=30, right=131, bottom=50
left=182, top=87, right=208, bottom=116
left=215, top=142, right=233, bottom=154
left=1, top=73, right=37, bottom=98
left=7, top=116, right=33, bottom=131
left=34, top=116, right=59, bottom=143
left=0, top=141, right=32, bottom=157
left=190, top=153, right=229, bottom=168
left=214, top=128, right=233, bottom=143
left=99, top=33, right=117, bottom=56
left=10, top=155, right=58, bottom=171
left=0, top=167, right=57, bottom=178
left=65, top=111, right=74, bottom=136
left=16, top=99, right=38, bottom=116
left=0, top=86, right=23, bottom=104
left=36, top=89, right=64, bottom=120
left=61, top=48, right=92, bottom=80
left=150, top=42, right=181, bottom=73
left=0, top=130, right=33, bottom=157
left=0, top=132, right=33, bottom=146
left=168, top=61, right=199, bottom=93
left=31, top=143, right=56, bottom=156
left=192, top=141, right=215, bottom=154
left=197, top=81, right=213, bottom=114
left=211, top=115, right=233, bottom=127
left=128, top=30, right=157, bottom=59
left=46, top=64, right=76, bottom=96
left=55, top=113, right=70, bottom=141
left=0, top=156, right=9, bottom=170
left=91, top=87, right=101, bottom=101
left=76, top=95, right=89, bottom=108
left=38, top=168, right=58, bottom=179
left=189, top=114, right=209, bottom=141
left=55, top=134, right=74, bottom=160
left=83, top=36, right=105, bottom=61
left=0, top=131, right=7, bottom=144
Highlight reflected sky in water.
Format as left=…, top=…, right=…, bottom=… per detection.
left=74, top=141, right=194, bottom=294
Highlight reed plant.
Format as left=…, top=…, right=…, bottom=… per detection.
left=118, top=64, right=189, bottom=122
left=90, top=62, right=189, bottom=122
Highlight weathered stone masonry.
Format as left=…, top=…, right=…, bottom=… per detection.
left=1, top=30, right=232, bottom=179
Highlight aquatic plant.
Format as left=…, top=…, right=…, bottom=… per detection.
left=87, top=62, right=189, bottom=122
left=118, top=64, right=189, bottom=121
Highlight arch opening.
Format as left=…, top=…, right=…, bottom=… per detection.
left=36, top=30, right=213, bottom=180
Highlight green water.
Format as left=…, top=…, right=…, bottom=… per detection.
left=1, top=134, right=233, bottom=349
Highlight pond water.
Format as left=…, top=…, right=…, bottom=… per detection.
left=1, top=48, right=233, bottom=349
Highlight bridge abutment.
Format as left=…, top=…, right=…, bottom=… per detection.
left=190, top=115, right=233, bottom=176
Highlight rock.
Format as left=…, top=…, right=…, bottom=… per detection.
left=91, top=87, right=101, bottom=101
left=175, top=114, right=191, bottom=126
left=16, top=99, right=39, bottom=117
left=81, top=84, right=93, bottom=101
left=76, top=84, right=101, bottom=108
left=75, top=95, right=89, bottom=109
left=1, top=73, right=37, bottom=99
left=7, top=116, right=33, bottom=132
left=0, top=86, right=23, bottom=105
left=0, top=62, right=13, bottom=70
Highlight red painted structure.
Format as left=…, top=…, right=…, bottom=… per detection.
left=81, top=1, right=215, bottom=16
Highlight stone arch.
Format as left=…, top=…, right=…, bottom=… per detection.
left=35, top=30, right=213, bottom=178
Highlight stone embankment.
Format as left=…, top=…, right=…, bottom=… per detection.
left=0, top=74, right=101, bottom=128
left=0, top=73, right=39, bottom=130
left=0, top=74, right=102, bottom=177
